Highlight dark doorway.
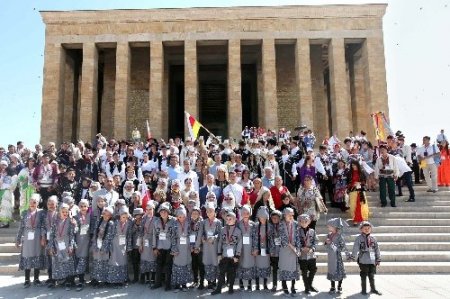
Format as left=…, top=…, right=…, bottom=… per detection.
left=198, top=64, right=228, bottom=137
left=169, top=65, right=185, bottom=138
left=241, top=64, right=258, bottom=128
left=65, top=49, right=82, bottom=142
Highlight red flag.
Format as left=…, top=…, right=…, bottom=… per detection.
left=141, top=181, right=150, bottom=210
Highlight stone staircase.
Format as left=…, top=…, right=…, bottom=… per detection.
left=1, top=185, right=449, bottom=276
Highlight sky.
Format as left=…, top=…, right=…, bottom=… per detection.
left=0, top=0, right=449, bottom=147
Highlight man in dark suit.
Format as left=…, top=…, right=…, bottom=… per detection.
left=199, top=174, right=223, bottom=208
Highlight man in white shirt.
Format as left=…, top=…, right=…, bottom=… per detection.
left=177, top=159, right=199, bottom=191
left=437, top=129, right=448, bottom=144
left=209, top=153, right=225, bottom=178
left=223, top=171, right=247, bottom=206
left=92, top=177, right=119, bottom=208
left=374, top=144, right=399, bottom=207
left=416, top=136, right=440, bottom=192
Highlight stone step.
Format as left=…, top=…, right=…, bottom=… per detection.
left=316, top=242, right=450, bottom=251
left=315, top=226, right=450, bottom=234
left=314, top=251, right=450, bottom=263
left=316, top=233, right=450, bottom=243
left=369, top=206, right=450, bottom=212
left=318, top=218, right=450, bottom=226
left=315, top=262, right=450, bottom=274
left=0, top=244, right=20, bottom=254
left=321, top=212, right=450, bottom=220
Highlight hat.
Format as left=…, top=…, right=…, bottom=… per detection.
left=256, top=206, right=269, bottom=220
left=0, top=160, right=8, bottom=167
left=118, top=207, right=129, bottom=215
left=226, top=211, right=237, bottom=220
left=359, top=221, right=373, bottom=229
left=327, top=217, right=348, bottom=230
left=116, top=198, right=126, bottom=205
left=146, top=200, right=156, bottom=209
left=78, top=199, right=89, bottom=207
left=176, top=207, right=187, bottom=217
left=62, top=196, right=75, bottom=205
left=410, top=143, right=417, bottom=148
left=133, top=208, right=144, bottom=216
left=60, top=203, right=70, bottom=210
left=205, top=202, right=216, bottom=211
left=158, top=202, right=171, bottom=213
left=103, top=206, right=114, bottom=215
left=270, top=210, right=282, bottom=217
left=10, top=153, right=20, bottom=160
left=282, top=207, right=294, bottom=216
left=191, top=205, right=201, bottom=213
left=241, top=205, right=252, bottom=215
left=298, top=214, right=311, bottom=222
left=30, top=193, right=42, bottom=204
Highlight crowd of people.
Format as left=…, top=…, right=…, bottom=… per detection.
left=2, top=127, right=448, bottom=296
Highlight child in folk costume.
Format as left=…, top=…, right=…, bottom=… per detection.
left=195, top=202, right=222, bottom=290
left=268, top=209, right=282, bottom=292
left=73, top=199, right=92, bottom=291
left=91, top=195, right=106, bottom=229
left=170, top=207, right=194, bottom=292
left=151, top=202, right=176, bottom=291
left=351, top=221, right=382, bottom=296
left=211, top=211, right=243, bottom=295
left=325, top=217, right=351, bottom=294
left=42, top=195, right=58, bottom=287
left=15, top=194, right=45, bottom=287
left=298, top=214, right=318, bottom=294
left=107, top=207, right=133, bottom=287
left=252, top=206, right=271, bottom=291
left=189, top=205, right=205, bottom=289
left=47, top=203, right=76, bottom=290
left=278, top=207, right=300, bottom=297
left=237, top=205, right=256, bottom=291
left=90, top=206, right=115, bottom=287
left=130, top=208, right=144, bottom=283
left=347, top=160, right=369, bottom=226
left=139, top=201, right=157, bottom=286
left=0, top=162, right=18, bottom=228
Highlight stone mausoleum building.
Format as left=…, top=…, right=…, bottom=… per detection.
left=40, top=4, right=389, bottom=144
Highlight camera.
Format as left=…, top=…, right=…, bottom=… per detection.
left=424, top=151, right=428, bottom=157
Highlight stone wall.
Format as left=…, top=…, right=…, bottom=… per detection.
left=276, top=44, right=299, bottom=132
left=100, top=48, right=116, bottom=138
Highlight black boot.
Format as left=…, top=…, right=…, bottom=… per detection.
left=33, top=269, right=41, bottom=285
left=369, top=275, right=382, bottom=295
left=308, top=270, right=317, bottom=292
left=263, top=278, right=269, bottom=291
left=255, top=278, right=260, bottom=290
left=24, top=269, right=31, bottom=288
left=211, top=270, right=225, bottom=295
left=361, top=274, right=368, bottom=295
left=271, top=275, right=277, bottom=292
left=302, top=272, right=309, bottom=294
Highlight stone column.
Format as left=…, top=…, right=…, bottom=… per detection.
left=328, top=38, right=352, bottom=139
left=228, top=39, right=242, bottom=139
left=310, top=45, right=329, bottom=143
left=79, top=42, right=98, bottom=142
left=113, top=42, right=130, bottom=140
left=362, top=35, right=389, bottom=142
left=184, top=40, right=198, bottom=138
left=295, top=38, right=314, bottom=129
left=150, top=41, right=164, bottom=139
left=41, top=43, right=65, bottom=145
left=351, top=48, right=370, bottom=136
left=261, top=38, right=278, bottom=130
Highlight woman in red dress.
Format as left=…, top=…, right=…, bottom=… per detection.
left=438, top=141, right=450, bottom=187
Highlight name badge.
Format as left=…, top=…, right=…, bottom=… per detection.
left=27, top=231, right=35, bottom=241
left=226, top=247, right=234, bottom=257
left=180, top=236, right=187, bottom=245
left=136, top=237, right=142, bottom=246
left=47, top=231, right=51, bottom=240
left=190, top=234, right=196, bottom=243
left=207, top=230, right=214, bottom=237
left=144, top=239, right=149, bottom=247
left=58, top=241, right=66, bottom=251
left=119, top=235, right=126, bottom=245
left=331, top=243, right=337, bottom=252
left=274, top=238, right=281, bottom=246
left=159, top=232, right=167, bottom=241
left=261, top=249, right=266, bottom=256
left=243, top=236, right=250, bottom=245
left=97, top=239, right=103, bottom=249
left=80, top=224, right=89, bottom=235
left=369, top=250, right=376, bottom=262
